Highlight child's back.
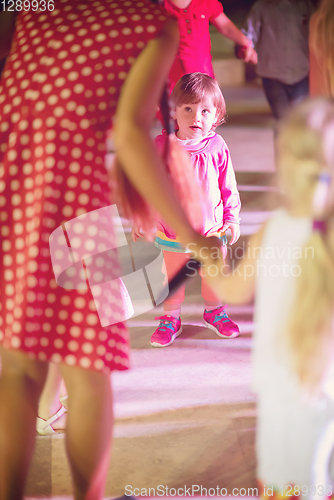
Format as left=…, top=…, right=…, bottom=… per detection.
left=256, top=100, right=334, bottom=492
left=253, top=210, right=312, bottom=396
left=254, top=209, right=334, bottom=490
left=204, top=98, right=334, bottom=494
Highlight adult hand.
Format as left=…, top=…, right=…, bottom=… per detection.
left=184, top=232, right=223, bottom=266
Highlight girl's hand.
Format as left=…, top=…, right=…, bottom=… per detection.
left=236, top=45, right=258, bottom=65
left=131, top=225, right=144, bottom=242
left=243, top=46, right=258, bottom=64
left=221, top=223, right=240, bottom=245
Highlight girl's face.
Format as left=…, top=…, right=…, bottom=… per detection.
left=174, top=98, right=217, bottom=140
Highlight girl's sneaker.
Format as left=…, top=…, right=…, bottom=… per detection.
left=150, top=315, right=182, bottom=347
left=203, top=306, right=239, bottom=339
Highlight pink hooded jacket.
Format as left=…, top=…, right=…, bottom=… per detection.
left=155, top=132, right=241, bottom=239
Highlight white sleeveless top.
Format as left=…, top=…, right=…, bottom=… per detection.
left=253, top=209, right=317, bottom=397
left=254, top=210, right=334, bottom=489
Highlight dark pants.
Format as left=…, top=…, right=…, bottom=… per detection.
left=262, top=76, right=309, bottom=120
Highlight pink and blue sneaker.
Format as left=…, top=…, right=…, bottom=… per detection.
left=150, top=315, right=182, bottom=347
left=203, top=306, right=239, bottom=339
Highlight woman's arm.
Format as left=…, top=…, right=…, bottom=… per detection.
left=201, top=224, right=266, bottom=305
left=114, top=19, right=219, bottom=254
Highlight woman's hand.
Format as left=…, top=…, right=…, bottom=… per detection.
left=202, top=225, right=266, bottom=305
left=184, top=232, right=223, bottom=266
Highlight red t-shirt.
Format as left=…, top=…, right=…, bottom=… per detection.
left=163, top=0, right=224, bottom=88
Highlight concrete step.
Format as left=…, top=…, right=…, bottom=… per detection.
left=213, top=58, right=246, bottom=87
left=210, top=25, right=246, bottom=87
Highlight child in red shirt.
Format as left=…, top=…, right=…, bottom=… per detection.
left=163, top=0, right=258, bottom=89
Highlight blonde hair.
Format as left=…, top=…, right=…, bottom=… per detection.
left=309, top=0, right=334, bottom=96
left=171, top=73, right=226, bottom=128
left=277, top=98, right=334, bottom=392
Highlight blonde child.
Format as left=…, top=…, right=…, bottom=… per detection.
left=202, top=98, right=334, bottom=495
left=133, top=73, right=241, bottom=347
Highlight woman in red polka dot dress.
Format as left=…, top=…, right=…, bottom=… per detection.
left=0, top=1, right=216, bottom=497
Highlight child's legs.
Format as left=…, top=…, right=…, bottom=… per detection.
left=261, top=77, right=290, bottom=120
left=200, top=245, right=226, bottom=308
left=60, top=364, right=113, bottom=500
left=200, top=275, right=222, bottom=308
left=0, top=346, right=49, bottom=500
left=287, top=76, right=309, bottom=107
left=162, top=251, right=189, bottom=313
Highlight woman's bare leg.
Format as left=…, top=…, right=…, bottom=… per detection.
left=38, top=362, right=67, bottom=429
left=0, top=348, right=113, bottom=500
left=60, top=364, right=113, bottom=500
left=0, top=347, right=48, bottom=500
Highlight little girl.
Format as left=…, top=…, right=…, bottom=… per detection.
left=162, top=0, right=258, bottom=91
left=134, top=73, right=241, bottom=347
left=203, top=98, right=334, bottom=495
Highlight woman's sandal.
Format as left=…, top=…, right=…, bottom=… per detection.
left=59, top=394, right=68, bottom=407
left=36, top=405, right=67, bottom=436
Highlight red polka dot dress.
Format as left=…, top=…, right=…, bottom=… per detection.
left=0, top=0, right=169, bottom=373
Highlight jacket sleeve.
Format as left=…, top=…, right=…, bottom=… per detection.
left=207, top=0, right=224, bottom=22
left=218, top=144, right=241, bottom=225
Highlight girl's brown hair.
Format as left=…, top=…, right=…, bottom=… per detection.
left=171, top=72, right=226, bottom=127
left=309, top=0, right=334, bottom=96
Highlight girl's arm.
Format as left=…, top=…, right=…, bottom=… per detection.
left=212, top=13, right=258, bottom=64
left=202, top=224, right=266, bottom=305
left=114, top=19, right=219, bottom=255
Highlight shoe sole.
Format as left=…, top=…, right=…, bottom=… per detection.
left=203, top=320, right=239, bottom=339
left=150, top=326, right=183, bottom=347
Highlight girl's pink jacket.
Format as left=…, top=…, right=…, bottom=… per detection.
left=155, top=132, right=241, bottom=239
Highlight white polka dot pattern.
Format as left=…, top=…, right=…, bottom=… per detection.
left=0, top=0, right=169, bottom=373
